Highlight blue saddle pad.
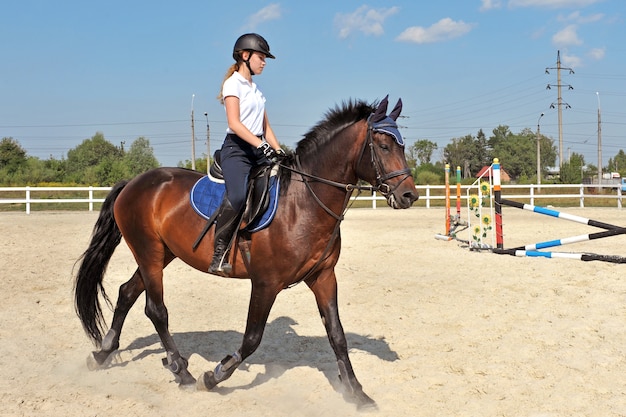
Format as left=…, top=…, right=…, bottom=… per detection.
left=190, top=174, right=279, bottom=233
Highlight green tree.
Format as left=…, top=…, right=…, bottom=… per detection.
left=42, top=157, right=67, bottom=183
left=409, top=139, right=438, bottom=165
left=124, top=137, right=160, bottom=177
left=0, top=137, right=27, bottom=175
left=607, top=150, right=626, bottom=176
left=66, top=132, right=124, bottom=185
left=178, top=155, right=209, bottom=173
left=443, top=132, right=490, bottom=177
left=414, top=162, right=444, bottom=185
left=560, top=153, right=585, bottom=183
left=490, top=126, right=533, bottom=179
left=489, top=126, right=556, bottom=181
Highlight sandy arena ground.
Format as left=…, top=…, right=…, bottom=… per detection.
left=1, top=206, right=626, bottom=416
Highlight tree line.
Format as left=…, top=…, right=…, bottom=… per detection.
left=0, top=133, right=165, bottom=186
left=407, top=124, right=626, bottom=185
left=2, top=127, right=626, bottom=186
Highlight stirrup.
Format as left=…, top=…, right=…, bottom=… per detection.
left=208, top=255, right=232, bottom=277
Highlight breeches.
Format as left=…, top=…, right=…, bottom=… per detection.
left=220, top=134, right=266, bottom=212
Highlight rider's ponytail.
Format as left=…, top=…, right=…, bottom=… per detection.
left=217, top=63, right=240, bottom=104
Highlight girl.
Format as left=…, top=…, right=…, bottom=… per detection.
left=209, top=33, right=283, bottom=276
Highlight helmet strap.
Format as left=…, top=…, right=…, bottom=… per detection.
left=242, top=51, right=255, bottom=76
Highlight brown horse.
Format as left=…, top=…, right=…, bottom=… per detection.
left=74, top=96, right=418, bottom=408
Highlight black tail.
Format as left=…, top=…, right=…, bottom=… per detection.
left=74, top=180, right=128, bottom=346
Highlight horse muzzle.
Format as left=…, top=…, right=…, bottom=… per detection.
left=385, top=186, right=419, bottom=209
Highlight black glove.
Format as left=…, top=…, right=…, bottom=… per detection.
left=274, top=148, right=286, bottom=161
left=257, top=142, right=281, bottom=163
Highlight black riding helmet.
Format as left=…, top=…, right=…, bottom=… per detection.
left=233, top=33, right=275, bottom=60
left=233, top=34, right=275, bottom=75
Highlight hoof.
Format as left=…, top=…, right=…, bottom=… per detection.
left=356, top=395, right=378, bottom=412
left=175, top=370, right=197, bottom=388
left=196, top=371, right=218, bottom=392
left=86, top=353, right=100, bottom=371
left=179, top=378, right=197, bottom=392
left=86, top=350, right=114, bottom=370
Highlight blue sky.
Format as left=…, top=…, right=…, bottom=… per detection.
left=1, top=0, right=624, bottom=169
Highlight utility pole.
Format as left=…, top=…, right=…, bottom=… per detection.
left=191, top=94, right=196, bottom=171
left=536, top=113, right=544, bottom=189
left=597, top=92, right=602, bottom=184
left=545, top=50, right=574, bottom=170
left=204, top=112, right=210, bottom=174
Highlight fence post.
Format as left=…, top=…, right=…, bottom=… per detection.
left=618, top=187, right=622, bottom=209
left=425, top=186, right=430, bottom=209
left=372, top=191, right=377, bottom=209
left=530, top=185, right=535, bottom=206
left=89, top=186, right=94, bottom=211
left=26, top=186, right=31, bottom=214
left=579, top=185, right=584, bottom=208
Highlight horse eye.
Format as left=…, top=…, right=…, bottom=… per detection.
left=379, top=143, right=390, bottom=151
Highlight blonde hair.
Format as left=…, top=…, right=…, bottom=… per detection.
left=217, top=63, right=240, bottom=104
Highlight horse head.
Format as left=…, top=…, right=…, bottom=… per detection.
left=359, top=95, right=418, bottom=209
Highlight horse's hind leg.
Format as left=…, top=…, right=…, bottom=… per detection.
left=88, top=269, right=145, bottom=368
left=309, top=270, right=376, bottom=410
left=141, top=265, right=196, bottom=388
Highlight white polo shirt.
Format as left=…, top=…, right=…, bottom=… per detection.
left=222, top=71, right=266, bottom=136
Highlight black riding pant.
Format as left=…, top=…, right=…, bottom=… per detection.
left=219, top=134, right=268, bottom=212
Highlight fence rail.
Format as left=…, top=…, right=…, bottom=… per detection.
left=0, top=183, right=623, bottom=213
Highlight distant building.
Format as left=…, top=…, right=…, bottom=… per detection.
left=476, top=165, right=510, bottom=182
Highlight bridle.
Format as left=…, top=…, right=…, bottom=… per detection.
left=358, top=119, right=413, bottom=198
left=280, top=117, right=413, bottom=288
left=284, top=118, right=412, bottom=216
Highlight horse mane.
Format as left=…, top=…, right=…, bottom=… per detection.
left=278, top=99, right=375, bottom=194
left=296, top=99, right=375, bottom=158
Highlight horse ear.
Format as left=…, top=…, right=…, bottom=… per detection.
left=370, top=95, right=389, bottom=123
left=389, top=98, right=402, bottom=121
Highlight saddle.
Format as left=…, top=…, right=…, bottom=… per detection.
left=191, top=150, right=279, bottom=251
left=210, top=150, right=273, bottom=225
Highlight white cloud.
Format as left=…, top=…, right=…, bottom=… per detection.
left=560, top=51, right=582, bottom=67
left=588, top=47, right=605, bottom=60
left=558, top=11, right=604, bottom=23
left=245, top=3, right=282, bottom=30
left=508, top=0, right=602, bottom=8
left=552, top=24, right=583, bottom=47
left=396, top=18, right=474, bottom=44
left=480, top=0, right=503, bottom=11
left=335, top=6, right=399, bottom=39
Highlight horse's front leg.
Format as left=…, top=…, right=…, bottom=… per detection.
left=308, top=269, right=376, bottom=410
left=197, top=280, right=279, bottom=391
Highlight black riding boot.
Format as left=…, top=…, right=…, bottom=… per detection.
left=208, top=199, right=241, bottom=277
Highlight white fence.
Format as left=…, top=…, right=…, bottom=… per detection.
left=419, top=183, right=623, bottom=209
left=0, top=184, right=623, bottom=213
left=0, top=186, right=111, bottom=214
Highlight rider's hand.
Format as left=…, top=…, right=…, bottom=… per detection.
left=274, top=148, right=286, bottom=161
left=257, top=142, right=282, bottom=163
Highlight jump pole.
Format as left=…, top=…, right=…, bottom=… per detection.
left=445, top=163, right=451, bottom=236
left=435, top=164, right=453, bottom=241
left=493, top=158, right=503, bottom=249
left=492, top=158, right=626, bottom=263
left=455, top=165, right=462, bottom=224
left=435, top=164, right=466, bottom=242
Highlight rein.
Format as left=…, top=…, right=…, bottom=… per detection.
left=279, top=123, right=410, bottom=288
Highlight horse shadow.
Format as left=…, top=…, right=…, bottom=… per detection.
left=113, top=316, right=399, bottom=394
